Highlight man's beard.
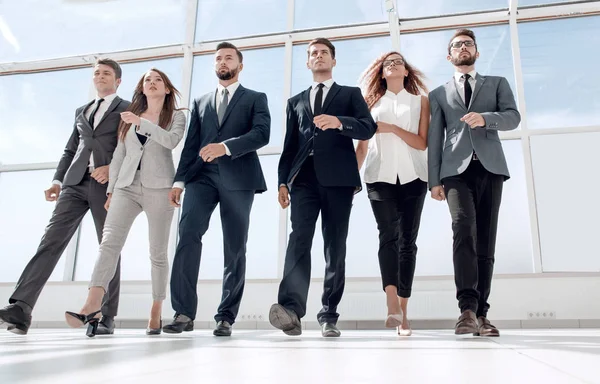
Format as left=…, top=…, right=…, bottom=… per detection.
left=451, top=53, right=477, bottom=66
left=216, top=67, right=238, bottom=80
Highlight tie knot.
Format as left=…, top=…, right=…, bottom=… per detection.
left=222, top=88, right=229, bottom=95
left=462, top=74, right=471, bottom=81
left=317, top=83, right=325, bottom=90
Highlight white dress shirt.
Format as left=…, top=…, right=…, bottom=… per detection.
left=454, top=70, right=477, bottom=105
left=363, top=89, right=427, bottom=185
left=310, top=78, right=334, bottom=113
left=53, top=92, right=117, bottom=187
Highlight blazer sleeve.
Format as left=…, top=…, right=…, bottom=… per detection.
left=107, top=138, right=126, bottom=195
left=53, top=108, right=81, bottom=183
left=427, top=90, right=445, bottom=189
left=337, top=87, right=377, bottom=140
left=136, top=110, right=187, bottom=149
left=174, top=100, right=202, bottom=183
left=481, top=77, right=521, bottom=131
left=222, top=92, right=271, bottom=159
left=278, top=99, right=299, bottom=186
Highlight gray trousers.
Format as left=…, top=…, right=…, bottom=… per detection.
left=10, top=174, right=121, bottom=316
left=90, top=172, right=173, bottom=301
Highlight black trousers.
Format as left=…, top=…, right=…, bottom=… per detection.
left=278, top=157, right=354, bottom=325
left=170, top=164, right=254, bottom=324
left=442, top=160, right=503, bottom=318
left=10, top=173, right=121, bottom=316
left=367, top=178, right=426, bottom=298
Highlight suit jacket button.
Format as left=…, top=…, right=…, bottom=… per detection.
left=147, top=133, right=151, bottom=137
left=140, top=147, right=144, bottom=151
left=218, top=132, right=222, bottom=136
left=314, top=132, right=319, bottom=136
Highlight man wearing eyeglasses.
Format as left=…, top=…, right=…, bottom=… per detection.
left=427, top=29, right=521, bottom=337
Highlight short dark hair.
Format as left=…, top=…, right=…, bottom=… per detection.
left=95, top=58, right=122, bottom=79
left=216, top=42, right=243, bottom=63
left=448, top=28, right=477, bottom=54
left=307, top=38, right=336, bottom=59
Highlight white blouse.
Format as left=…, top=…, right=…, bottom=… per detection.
left=363, top=89, right=428, bottom=184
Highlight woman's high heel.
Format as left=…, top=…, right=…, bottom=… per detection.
left=65, top=310, right=102, bottom=329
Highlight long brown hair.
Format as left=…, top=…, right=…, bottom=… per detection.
left=359, top=51, right=428, bottom=110
left=118, top=68, right=182, bottom=141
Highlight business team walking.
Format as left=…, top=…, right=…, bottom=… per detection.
left=0, top=30, right=520, bottom=339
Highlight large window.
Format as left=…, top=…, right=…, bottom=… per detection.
left=195, top=0, right=287, bottom=41
left=519, top=16, right=600, bottom=129
left=397, top=0, right=508, bottom=19
left=0, top=68, right=91, bottom=165
left=0, top=170, right=67, bottom=282
left=0, top=0, right=187, bottom=62
left=192, top=47, right=286, bottom=147
left=294, top=0, right=387, bottom=30
left=531, top=132, right=600, bottom=272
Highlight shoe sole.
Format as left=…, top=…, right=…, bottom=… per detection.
left=269, top=304, right=301, bottom=336
left=455, top=327, right=478, bottom=335
left=213, top=330, right=232, bottom=337
left=162, top=325, right=193, bottom=334
left=322, top=331, right=341, bottom=338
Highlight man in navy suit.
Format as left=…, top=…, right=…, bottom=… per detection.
left=163, top=42, right=270, bottom=337
left=269, top=38, right=377, bottom=337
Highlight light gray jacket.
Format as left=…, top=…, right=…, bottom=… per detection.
left=107, top=110, right=186, bottom=194
left=427, top=74, right=521, bottom=189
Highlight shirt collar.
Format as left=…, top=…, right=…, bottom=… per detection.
left=454, top=70, right=477, bottom=83
left=217, top=81, right=240, bottom=96
left=384, top=88, right=408, bottom=98
left=312, top=78, right=335, bottom=91
left=96, top=92, right=117, bottom=104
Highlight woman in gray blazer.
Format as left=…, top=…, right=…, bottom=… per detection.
left=65, top=68, right=186, bottom=336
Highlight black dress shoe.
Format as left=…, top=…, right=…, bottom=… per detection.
left=0, top=304, right=32, bottom=335
left=95, top=316, right=115, bottom=335
left=213, top=320, right=232, bottom=336
left=269, top=303, right=302, bottom=336
left=162, top=314, right=194, bottom=334
left=321, top=322, right=341, bottom=338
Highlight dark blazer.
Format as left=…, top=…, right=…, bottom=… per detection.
left=174, top=85, right=270, bottom=193
left=54, top=96, right=130, bottom=187
left=278, top=83, right=377, bottom=189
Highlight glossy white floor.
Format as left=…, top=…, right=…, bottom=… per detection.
left=0, top=328, right=599, bottom=384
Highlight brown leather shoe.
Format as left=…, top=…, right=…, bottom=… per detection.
left=455, top=310, right=478, bottom=335
left=474, top=316, right=500, bottom=337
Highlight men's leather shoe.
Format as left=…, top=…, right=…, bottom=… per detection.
left=162, top=314, right=194, bottom=334
left=474, top=316, right=500, bottom=337
left=321, top=322, right=341, bottom=338
left=269, top=303, right=302, bottom=336
left=455, top=310, right=478, bottom=335
left=0, top=304, right=32, bottom=335
left=95, top=316, right=115, bottom=335
left=213, top=320, right=232, bottom=336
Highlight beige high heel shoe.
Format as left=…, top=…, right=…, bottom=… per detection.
left=385, top=309, right=404, bottom=328
left=397, top=320, right=412, bottom=336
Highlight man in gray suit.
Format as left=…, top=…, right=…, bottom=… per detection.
left=0, top=59, right=130, bottom=335
left=427, top=29, right=520, bottom=337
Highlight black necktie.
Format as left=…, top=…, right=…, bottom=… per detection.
left=313, top=83, right=325, bottom=116
left=89, top=98, right=105, bottom=128
left=463, top=74, right=472, bottom=108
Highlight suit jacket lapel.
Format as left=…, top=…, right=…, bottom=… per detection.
left=321, top=82, right=341, bottom=114
left=469, top=74, right=487, bottom=110
left=96, top=96, right=122, bottom=128
left=302, top=87, right=313, bottom=118
left=447, top=79, right=467, bottom=111
left=208, top=90, right=220, bottom=127
left=79, top=100, right=95, bottom=131
left=220, top=85, right=246, bottom=127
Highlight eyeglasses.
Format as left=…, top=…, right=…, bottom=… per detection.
left=450, top=40, right=476, bottom=49
left=383, top=58, right=405, bottom=67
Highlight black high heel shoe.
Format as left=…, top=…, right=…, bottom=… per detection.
left=65, top=310, right=102, bottom=338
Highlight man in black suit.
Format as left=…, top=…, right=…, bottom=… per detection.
left=269, top=38, right=377, bottom=337
left=163, top=42, right=270, bottom=337
left=0, top=59, right=129, bottom=335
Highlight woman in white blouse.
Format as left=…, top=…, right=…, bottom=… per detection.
left=357, top=52, right=430, bottom=336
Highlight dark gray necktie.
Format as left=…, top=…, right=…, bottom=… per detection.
left=463, top=74, right=472, bottom=108
left=88, top=98, right=104, bottom=128
left=313, top=83, right=324, bottom=116
left=218, top=88, right=229, bottom=125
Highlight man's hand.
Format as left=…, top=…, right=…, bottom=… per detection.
left=91, top=165, right=109, bottom=184
left=461, top=112, right=486, bottom=129
left=169, top=187, right=183, bottom=207
left=314, top=114, right=342, bottom=130
left=120, top=111, right=141, bottom=126
left=200, top=143, right=226, bottom=162
left=376, top=121, right=396, bottom=134
left=44, top=184, right=61, bottom=202
left=278, top=185, right=290, bottom=209
left=104, top=193, right=112, bottom=211
left=430, top=185, right=446, bottom=201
